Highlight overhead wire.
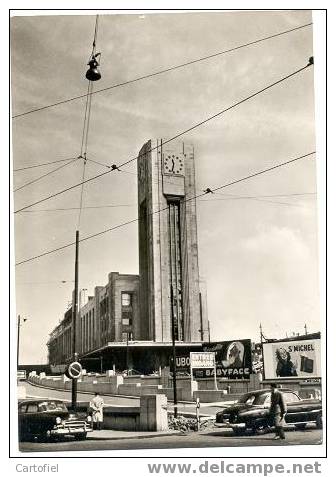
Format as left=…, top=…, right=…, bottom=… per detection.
left=12, top=22, right=312, bottom=119
left=15, top=192, right=316, bottom=214
left=15, top=150, right=315, bottom=266
left=78, top=14, right=99, bottom=229
left=13, top=156, right=80, bottom=172
left=13, top=156, right=81, bottom=192
left=212, top=191, right=307, bottom=208
left=13, top=60, right=313, bottom=214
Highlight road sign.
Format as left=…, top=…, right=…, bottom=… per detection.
left=190, top=351, right=217, bottom=390
left=67, top=361, right=82, bottom=379
left=190, top=352, right=216, bottom=368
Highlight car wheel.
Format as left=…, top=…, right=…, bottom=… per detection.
left=316, top=414, right=322, bottom=429
left=252, top=424, right=270, bottom=435
left=74, top=433, right=87, bottom=441
left=294, top=423, right=307, bottom=431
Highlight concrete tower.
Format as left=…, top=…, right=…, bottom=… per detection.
left=137, top=139, right=206, bottom=342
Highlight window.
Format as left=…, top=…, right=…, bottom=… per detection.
left=26, top=403, right=38, bottom=413
left=238, top=393, right=256, bottom=404
left=122, top=311, right=133, bottom=327
left=122, top=293, right=132, bottom=307
left=19, top=404, right=27, bottom=414
left=38, top=401, right=67, bottom=412
left=284, top=392, right=300, bottom=403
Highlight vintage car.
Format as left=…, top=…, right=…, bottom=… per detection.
left=215, top=388, right=322, bottom=435
left=18, top=399, right=93, bottom=441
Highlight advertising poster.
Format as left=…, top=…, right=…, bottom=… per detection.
left=199, top=339, right=252, bottom=379
left=263, top=338, right=321, bottom=379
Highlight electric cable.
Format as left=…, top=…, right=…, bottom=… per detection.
left=13, top=156, right=81, bottom=192
left=12, top=22, right=312, bottom=119
left=15, top=193, right=316, bottom=213
left=212, top=191, right=307, bottom=208
left=13, top=156, right=79, bottom=172
left=85, top=157, right=112, bottom=170
left=15, top=150, right=315, bottom=266
left=13, top=60, right=313, bottom=214
left=77, top=15, right=99, bottom=229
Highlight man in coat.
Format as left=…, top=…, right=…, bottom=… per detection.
left=270, top=383, right=287, bottom=440
left=89, top=392, right=104, bottom=431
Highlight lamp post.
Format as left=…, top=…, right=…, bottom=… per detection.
left=199, top=293, right=204, bottom=341
left=17, top=315, right=27, bottom=367
left=170, top=285, right=178, bottom=418
left=71, top=230, right=79, bottom=411
left=126, top=331, right=129, bottom=375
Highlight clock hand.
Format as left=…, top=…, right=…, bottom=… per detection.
left=171, top=159, right=175, bottom=172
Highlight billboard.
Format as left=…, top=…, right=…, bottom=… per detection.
left=199, top=339, right=252, bottom=379
left=263, top=338, right=321, bottom=380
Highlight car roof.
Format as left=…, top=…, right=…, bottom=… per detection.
left=243, top=388, right=297, bottom=396
left=18, top=398, right=66, bottom=405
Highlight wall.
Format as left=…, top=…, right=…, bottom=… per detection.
left=27, top=375, right=168, bottom=431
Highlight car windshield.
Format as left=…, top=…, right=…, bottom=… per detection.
left=38, top=401, right=68, bottom=412
left=237, top=394, right=257, bottom=405
left=237, top=393, right=270, bottom=405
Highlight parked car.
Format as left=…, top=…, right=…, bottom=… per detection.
left=216, top=388, right=322, bottom=435
left=18, top=399, right=93, bottom=441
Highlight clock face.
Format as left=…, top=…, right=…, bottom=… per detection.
left=163, top=154, right=185, bottom=176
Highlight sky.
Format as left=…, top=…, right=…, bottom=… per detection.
left=11, top=10, right=321, bottom=364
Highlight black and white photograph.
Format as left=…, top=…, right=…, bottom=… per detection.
left=10, top=8, right=326, bottom=459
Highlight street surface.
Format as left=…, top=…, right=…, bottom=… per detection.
left=19, top=427, right=322, bottom=452
left=18, top=382, right=322, bottom=452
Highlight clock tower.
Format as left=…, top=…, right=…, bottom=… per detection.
left=137, top=139, right=207, bottom=342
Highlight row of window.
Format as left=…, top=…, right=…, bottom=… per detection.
left=48, top=292, right=136, bottom=358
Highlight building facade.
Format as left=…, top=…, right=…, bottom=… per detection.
left=47, top=272, right=139, bottom=365
left=137, top=139, right=207, bottom=342
left=47, top=139, right=209, bottom=368
left=47, top=307, right=72, bottom=366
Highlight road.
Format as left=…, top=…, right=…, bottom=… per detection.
left=19, top=427, right=322, bottom=452
left=18, top=382, right=322, bottom=452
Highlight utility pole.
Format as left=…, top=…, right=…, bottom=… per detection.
left=259, top=323, right=263, bottom=344
left=71, top=230, right=79, bottom=411
left=170, top=285, right=178, bottom=418
left=199, top=293, right=204, bottom=341
left=126, top=332, right=129, bottom=375
left=17, top=315, right=27, bottom=367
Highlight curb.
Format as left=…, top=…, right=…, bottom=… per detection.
left=88, top=431, right=182, bottom=441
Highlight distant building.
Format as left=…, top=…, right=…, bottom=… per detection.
left=47, top=307, right=72, bottom=366
left=47, top=272, right=139, bottom=365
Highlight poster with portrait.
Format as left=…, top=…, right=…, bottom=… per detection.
left=198, top=339, right=252, bottom=379
left=263, top=338, right=321, bottom=380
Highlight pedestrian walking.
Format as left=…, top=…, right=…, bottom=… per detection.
left=270, top=383, right=287, bottom=440
left=89, top=392, right=104, bottom=430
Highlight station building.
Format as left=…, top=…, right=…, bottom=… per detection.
left=47, top=140, right=209, bottom=373
left=47, top=272, right=140, bottom=367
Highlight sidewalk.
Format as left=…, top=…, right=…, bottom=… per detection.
left=88, top=429, right=181, bottom=440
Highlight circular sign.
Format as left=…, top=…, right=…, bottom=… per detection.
left=67, top=361, right=82, bottom=379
